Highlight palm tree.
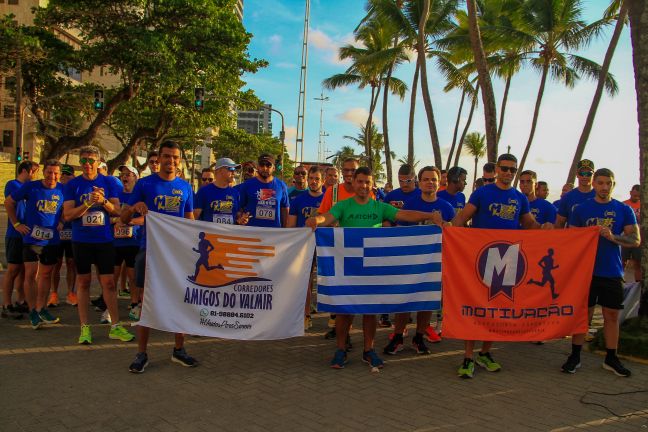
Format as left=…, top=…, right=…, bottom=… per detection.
left=343, top=124, right=391, bottom=181
left=331, top=145, right=360, bottom=171
left=512, top=0, right=618, bottom=184
left=567, top=0, right=627, bottom=183
left=323, top=16, right=408, bottom=161
left=462, top=131, right=486, bottom=186
left=397, top=155, right=421, bottom=171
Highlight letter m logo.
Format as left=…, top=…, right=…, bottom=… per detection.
left=477, top=242, right=526, bottom=301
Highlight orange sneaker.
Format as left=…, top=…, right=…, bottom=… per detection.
left=47, top=292, right=59, bottom=308
left=425, top=325, right=442, bottom=343
left=66, top=292, right=78, bottom=306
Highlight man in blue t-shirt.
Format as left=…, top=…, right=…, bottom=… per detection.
left=6, top=160, right=65, bottom=329
left=451, top=154, right=552, bottom=378
left=384, top=164, right=420, bottom=211
left=2, top=160, right=37, bottom=319
left=239, top=153, right=290, bottom=228
left=194, top=158, right=243, bottom=225
left=121, top=140, right=197, bottom=374
left=383, top=166, right=454, bottom=357
left=552, top=183, right=574, bottom=210
left=287, top=165, right=308, bottom=203
left=438, top=166, right=467, bottom=216
left=63, top=145, right=133, bottom=345
left=562, top=168, right=640, bottom=378
left=519, top=170, right=557, bottom=225
left=556, top=159, right=596, bottom=227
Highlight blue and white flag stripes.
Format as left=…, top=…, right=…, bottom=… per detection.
left=315, top=225, right=442, bottom=314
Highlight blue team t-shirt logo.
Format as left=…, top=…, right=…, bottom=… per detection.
left=154, top=194, right=182, bottom=212
left=488, top=199, right=519, bottom=221
left=476, top=241, right=527, bottom=301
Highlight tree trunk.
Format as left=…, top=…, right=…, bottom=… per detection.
left=473, top=156, right=479, bottom=188
left=446, top=88, right=466, bottom=170
left=466, top=0, right=498, bottom=162
left=454, top=86, right=479, bottom=167
left=515, top=61, right=549, bottom=186
left=383, top=61, right=395, bottom=185
left=366, top=84, right=382, bottom=171
left=567, top=1, right=629, bottom=184
left=627, top=0, right=648, bottom=309
left=418, top=0, right=443, bottom=167
left=497, top=74, right=512, bottom=145
left=408, top=62, right=420, bottom=167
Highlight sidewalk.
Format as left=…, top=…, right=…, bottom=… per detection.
left=1, top=287, right=648, bottom=431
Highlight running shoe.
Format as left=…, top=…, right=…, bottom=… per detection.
left=78, top=324, right=92, bottom=344
left=476, top=352, right=502, bottom=372
left=603, top=357, right=631, bottom=377
left=561, top=355, right=581, bottom=374
left=38, top=308, right=60, bottom=324
left=66, top=292, right=78, bottom=306
left=100, top=310, right=111, bottom=324
left=47, top=292, right=59, bottom=308
left=29, top=309, right=43, bottom=329
left=362, top=349, right=384, bottom=369
left=118, top=288, right=131, bottom=299
left=425, top=325, right=442, bottom=343
left=1, top=305, right=23, bottom=320
left=129, top=352, right=149, bottom=373
left=109, top=324, right=135, bottom=342
left=91, top=296, right=106, bottom=311
left=330, top=349, right=347, bottom=369
left=128, top=305, right=141, bottom=321
left=324, top=327, right=336, bottom=340
left=383, top=333, right=404, bottom=355
left=412, top=334, right=431, bottom=355
left=171, top=347, right=198, bottom=367
left=378, top=314, right=392, bottom=328
left=458, top=358, right=475, bottom=378
left=15, top=302, right=29, bottom=313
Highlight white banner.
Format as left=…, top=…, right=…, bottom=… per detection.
left=138, top=212, right=315, bottom=340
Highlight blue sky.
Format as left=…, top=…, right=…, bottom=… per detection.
left=242, top=0, right=638, bottom=201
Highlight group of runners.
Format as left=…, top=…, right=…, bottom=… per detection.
left=1, top=142, right=642, bottom=378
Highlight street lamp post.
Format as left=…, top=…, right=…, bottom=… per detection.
left=265, top=106, right=285, bottom=180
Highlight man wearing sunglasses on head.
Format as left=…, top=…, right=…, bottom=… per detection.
left=384, top=164, right=421, bottom=211
left=555, top=159, right=596, bottom=229
left=239, top=154, right=290, bottom=228
left=195, top=158, right=247, bottom=225
left=63, top=146, right=134, bottom=345
left=287, top=165, right=309, bottom=202
left=452, top=154, right=552, bottom=378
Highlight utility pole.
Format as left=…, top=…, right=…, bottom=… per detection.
left=314, top=92, right=329, bottom=163
left=294, top=0, right=310, bottom=164
left=15, top=57, right=23, bottom=171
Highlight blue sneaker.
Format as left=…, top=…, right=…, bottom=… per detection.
left=38, top=308, right=60, bottom=324
left=29, top=309, right=43, bottom=329
left=171, top=347, right=198, bottom=367
left=362, top=349, right=384, bottom=369
left=330, top=349, right=347, bottom=369
left=129, top=352, right=149, bottom=373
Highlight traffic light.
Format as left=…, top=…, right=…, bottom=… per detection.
left=93, top=89, right=104, bottom=111
left=275, top=156, right=282, bottom=173
left=194, top=87, right=205, bottom=111
left=16, top=146, right=22, bottom=163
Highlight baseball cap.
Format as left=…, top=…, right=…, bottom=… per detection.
left=62, top=164, right=74, bottom=176
left=215, top=158, right=241, bottom=170
left=98, top=162, right=108, bottom=170
left=577, top=159, right=595, bottom=171
left=118, top=165, right=139, bottom=177
left=258, top=154, right=274, bottom=165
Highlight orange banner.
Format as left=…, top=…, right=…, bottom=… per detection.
left=442, top=226, right=599, bottom=342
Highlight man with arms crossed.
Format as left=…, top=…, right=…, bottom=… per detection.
left=562, top=169, right=640, bottom=377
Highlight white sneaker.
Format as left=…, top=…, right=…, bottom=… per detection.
left=100, top=310, right=111, bottom=324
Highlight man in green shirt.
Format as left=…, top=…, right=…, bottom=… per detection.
left=306, top=167, right=445, bottom=370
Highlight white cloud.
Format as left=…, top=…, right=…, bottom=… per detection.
left=283, top=126, right=298, bottom=155
left=308, top=28, right=353, bottom=65
left=337, top=107, right=377, bottom=126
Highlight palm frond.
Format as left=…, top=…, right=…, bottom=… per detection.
left=568, top=53, right=619, bottom=96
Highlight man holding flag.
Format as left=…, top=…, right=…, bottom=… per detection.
left=306, top=167, right=444, bottom=370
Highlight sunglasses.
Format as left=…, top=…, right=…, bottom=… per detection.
left=258, top=161, right=273, bottom=168
left=399, top=178, right=414, bottom=184
left=80, top=158, right=96, bottom=165
left=482, top=177, right=496, bottom=183
left=201, top=177, right=214, bottom=182
left=578, top=171, right=593, bottom=177
left=148, top=160, right=159, bottom=165
left=498, top=166, right=518, bottom=174
left=294, top=171, right=307, bottom=176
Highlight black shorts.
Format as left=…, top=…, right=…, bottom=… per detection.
left=23, top=244, right=60, bottom=266
left=135, top=248, right=146, bottom=288
left=72, top=242, right=115, bottom=275
left=588, top=276, right=624, bottom=310
left=622, top=247, right=641, bottom=261
left=115, top=246, right=139, bottom=268
left=57, top=241, right=73, bottom=260
left=5, top=236, right=23, bottom=265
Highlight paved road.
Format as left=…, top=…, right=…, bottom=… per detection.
left=1, top=285, right=648, bottom=432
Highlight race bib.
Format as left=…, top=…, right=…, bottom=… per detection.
left=114, top=225, right=134, bottom=239
left=212, top=214, right=233, bottom=224
left=82, top=211, right=105, bottom=227
left=59, top=229, right=72, bottom=241
left=255, top=206, right=276, bottom=221
left=31, top=225, right=54, bottom=241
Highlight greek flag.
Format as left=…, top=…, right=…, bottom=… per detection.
left=315, top=225, right=442, bottom=314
